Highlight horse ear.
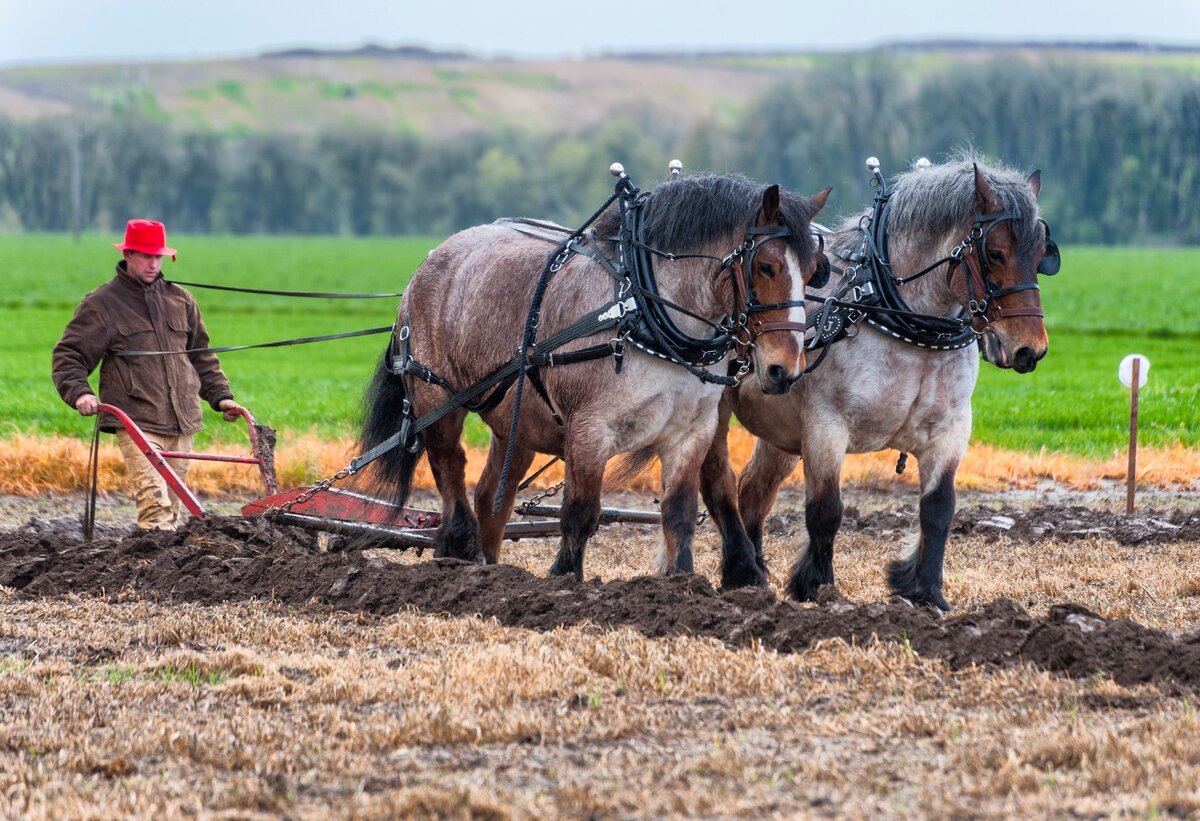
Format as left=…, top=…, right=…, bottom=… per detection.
left=1028, top=169, right=1042, bottom=199
left=760, top=184, right=780, bottom=224
left=973, top=163, right=1001, bottom=213
left=809, top=186, right=832, bottom=216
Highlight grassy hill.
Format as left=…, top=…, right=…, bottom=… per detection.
left=0, top=49, right=784, bottom=138
left=2, top=43, right=1197, bottom=139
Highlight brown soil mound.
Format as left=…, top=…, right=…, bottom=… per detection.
left=2, top=515, right=1198, bottom=691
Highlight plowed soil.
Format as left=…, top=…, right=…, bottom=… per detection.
left=4, top=499, right=1199, bottom=691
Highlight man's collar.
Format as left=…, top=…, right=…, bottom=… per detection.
left=115, top=259, right=162, bottom=289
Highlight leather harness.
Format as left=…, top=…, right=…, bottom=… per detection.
left=353, top=170, right=807, bottom=475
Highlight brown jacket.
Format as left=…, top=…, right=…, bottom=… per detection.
left=52, top=262, right=234, bottom=435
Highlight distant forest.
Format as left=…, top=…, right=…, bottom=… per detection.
left=2, top=55, right=1198, bottom=244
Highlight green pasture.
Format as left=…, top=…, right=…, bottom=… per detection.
left=1, top=235, right=1196, bottom=458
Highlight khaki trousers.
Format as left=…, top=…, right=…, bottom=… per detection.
left=115, top=430, right=194, bottom=531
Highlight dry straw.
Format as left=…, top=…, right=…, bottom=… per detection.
left=2, top=429, right=1197, bottom=496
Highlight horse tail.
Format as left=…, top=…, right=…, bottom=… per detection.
left=360, top=348, right=423, bottom=511
left=606, top=448, right=657, bottom=490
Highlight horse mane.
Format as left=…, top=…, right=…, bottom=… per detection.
left=593, top=173, right=821, bottom=261
left=827, top=150, right=1043, bottom=262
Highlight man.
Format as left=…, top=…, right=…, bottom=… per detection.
left=52, top=219, right=244, bottom=530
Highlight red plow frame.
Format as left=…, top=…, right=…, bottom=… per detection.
left=100, top=403, right=660, bottom=548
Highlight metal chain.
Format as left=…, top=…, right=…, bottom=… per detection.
left=274, top=463, right=355, bottom=514
left=514, top=478, right=566, bottom=514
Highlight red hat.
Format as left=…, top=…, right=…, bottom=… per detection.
left=114, top=219, right=177, bottom=261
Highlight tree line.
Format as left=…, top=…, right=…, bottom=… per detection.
left=1, top=55, right=1197, bottom=244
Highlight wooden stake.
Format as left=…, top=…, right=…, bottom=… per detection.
left=1126, top=357, right=1140, bottom=515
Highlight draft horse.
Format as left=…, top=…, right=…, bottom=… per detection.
left=701, top=155, right=1059, bottom=609
left=361, top=170, right=830, bottom=581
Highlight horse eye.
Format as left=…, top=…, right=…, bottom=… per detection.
left=986, top=250, right=1005, bottom=265
left=759, top=263, right=776, bottom=278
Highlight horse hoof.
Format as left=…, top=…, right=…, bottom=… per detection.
left=928, top=592, right=952, bottom=613
left=896, top=592, right=952, bottom=613
left=548, top=557, right=579, bottom=579
left=452, top=547, right=485, bottom=564
left=721, top=565, right=768, bottom=590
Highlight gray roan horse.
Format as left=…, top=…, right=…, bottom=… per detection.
left=360, top=170, right=830, bottom=581
left=700, top=155, right=1059, bottom=608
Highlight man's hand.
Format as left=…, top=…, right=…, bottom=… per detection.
left=218, top=398, right=245, bottom=422
left=75, top=394, right=99, bottom=416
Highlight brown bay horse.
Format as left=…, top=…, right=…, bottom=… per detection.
left=701, top=155, right=1059, bottom=608
left=361, top=171, right=830, bottom=581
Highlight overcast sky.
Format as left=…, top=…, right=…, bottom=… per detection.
left=1, top=0, right=1197, bottom=65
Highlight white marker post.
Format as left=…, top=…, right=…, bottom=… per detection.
left=1118, top=354, right=1151, bottom=515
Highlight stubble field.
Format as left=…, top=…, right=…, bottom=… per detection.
left=2, top=479, right=1199, bottom=818
left=3, top=231, right=1198, bottom=816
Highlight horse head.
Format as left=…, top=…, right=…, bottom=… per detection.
left=718, top=183, right=831, bottom=394
left=950, top=165, right=1054, bottom=373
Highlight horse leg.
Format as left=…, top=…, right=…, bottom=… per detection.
left=887, top=452, right=959, bottom=612
left=423, top=409, right=484, bottom=563
left=655, top=427, right=717, bottom=577
left=547, top=442, right=606, bottom=582
left=700, top=398, right=766, bottom=588
left=474, top=434, right=537, bottom=565
left=737, top=439, right=801, bottom=566
left=787, top=431, right=848, bottom=602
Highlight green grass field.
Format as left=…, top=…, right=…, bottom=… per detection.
left=2, top=235, right=1196, bottom=457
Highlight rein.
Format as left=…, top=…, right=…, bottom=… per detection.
left=166, top=280, right=404, bottom=299
left=116, top=280, right=404, bottom=357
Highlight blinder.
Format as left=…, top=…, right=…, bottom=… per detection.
left=810, top=232, right=831, bottom=289
left=953, top=209, right=1057, bottom=329
left=1037, top=219, right=1060, bottom=275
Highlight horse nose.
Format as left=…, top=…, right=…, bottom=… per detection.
left=764, top=363, right=797, bottom=394
left=1012, top=346, right=1042, bottom=373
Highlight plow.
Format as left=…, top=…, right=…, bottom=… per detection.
left=97, top=402, right=661, bottom=549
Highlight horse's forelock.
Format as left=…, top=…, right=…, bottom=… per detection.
left=886, top=154, right=1043, bottom=258
left=595, top=173, right=816, bottom=259
left=776, top=190, right=821, bottom=263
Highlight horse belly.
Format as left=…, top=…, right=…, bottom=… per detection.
left=604, top=398, right=674, bottom=453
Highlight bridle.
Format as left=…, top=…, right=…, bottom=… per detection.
left=946, top=212, right=1060, bottom=332
left=717, top=222, right=815, bottom=358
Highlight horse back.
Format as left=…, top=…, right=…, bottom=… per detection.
left=404, top=224, right=615, bottom=391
